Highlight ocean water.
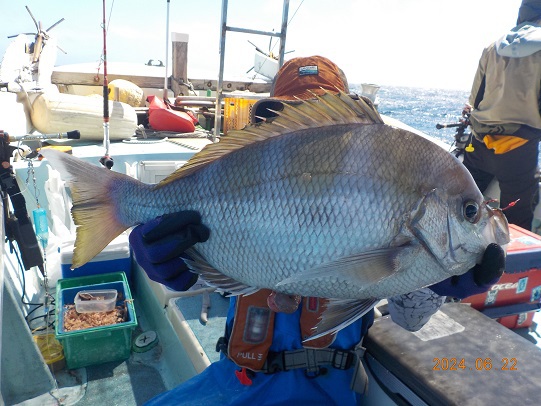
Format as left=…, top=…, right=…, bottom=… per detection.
left=350, top=84, right=470, bottom=145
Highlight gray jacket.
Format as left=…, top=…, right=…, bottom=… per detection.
left=469, top=22, right=541, bottom=136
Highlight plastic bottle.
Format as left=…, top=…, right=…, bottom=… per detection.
left=33, top=208, right=49, bottom=248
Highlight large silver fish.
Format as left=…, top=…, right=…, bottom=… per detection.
left=41, top=92, right=509, bottom=336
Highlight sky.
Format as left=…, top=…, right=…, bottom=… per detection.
left=0, top=0, right=523, bottom=91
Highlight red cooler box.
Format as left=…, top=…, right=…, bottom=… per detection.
left=463, top=224, right=541, bottom=329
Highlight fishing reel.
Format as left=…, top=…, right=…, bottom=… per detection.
left=436, top=112, right=473, bottom=158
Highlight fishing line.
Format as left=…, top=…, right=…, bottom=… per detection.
left=11, top=239, right=55, bottom=330
left=11, top=139, right=55, bottom=330
left=95, top=0, right=115, bottom=74
left=288, top=0, right=305, bottom=25
left=258, top=0, right=304, bottom=73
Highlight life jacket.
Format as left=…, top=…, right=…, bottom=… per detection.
left=226, top=289, right=337, bottom=371
left=482, top=134, right=528, bottom=154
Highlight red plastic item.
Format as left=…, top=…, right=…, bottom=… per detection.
left=497, top=312, right=536, bottom=329
left=147, top=95, right=196, bottom=133
left=463, top=224, right=541, bottom=329
left=234, top=367, right=253, bottom=386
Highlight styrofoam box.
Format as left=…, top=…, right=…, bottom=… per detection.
left=61, top=233, right=131, bottom=281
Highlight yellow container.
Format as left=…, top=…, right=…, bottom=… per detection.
left=108, top=79, right=144, bottom=107
left=223, top=98, right=258, bottom=134
left=33, top=332, right=66, bottom=372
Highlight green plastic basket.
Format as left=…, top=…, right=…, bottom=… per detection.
left=55, top=272, right=137, bottom=369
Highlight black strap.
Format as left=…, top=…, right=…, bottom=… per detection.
left=0, top=131, right=44, bottom=272
left=473, top=74, right=485, bottom=110
left=216, top=338, right=358, bottom=375
left=262, top=347, right=357, bottom=374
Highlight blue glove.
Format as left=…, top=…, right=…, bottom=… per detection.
left=129, top=211, right=210, bottom=291
left=429, top=243, right=505, bottom=299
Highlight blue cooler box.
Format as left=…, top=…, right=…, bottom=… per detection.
left=61, top=233, right=132, bottom=281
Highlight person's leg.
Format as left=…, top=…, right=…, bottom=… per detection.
left=462, top=137, right=496, bottom=193
left=494, top=140, right=539, bottom=230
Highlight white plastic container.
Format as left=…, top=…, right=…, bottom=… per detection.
left=74, top=289, right=118, bottom=313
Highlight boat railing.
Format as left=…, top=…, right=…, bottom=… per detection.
left=213, top=0, right=290, bottom=141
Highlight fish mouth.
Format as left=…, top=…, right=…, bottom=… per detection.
left=483, top=205, right=510, bottom=248
left=440, top=203, right=510, bottom=275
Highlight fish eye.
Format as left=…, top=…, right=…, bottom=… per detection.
left=463, top=200, right=480, bottom=223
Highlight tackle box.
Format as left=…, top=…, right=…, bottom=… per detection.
left=462, top=224, right=541, bottom=329
left=55, top=272, right=137, bottom=369
left=60, top=233, right=132, bottom=282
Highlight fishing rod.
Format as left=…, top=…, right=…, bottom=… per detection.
left=99, top=0, right=114, bottom=169
left=7, top=130, right=80, bottom=142
left=436, top=112, right=473, bottom=157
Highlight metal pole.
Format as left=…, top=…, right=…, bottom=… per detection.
left=164, top=0, right=170, bottom=100
left=213, top=0, right=229, bottom=142
left=213, top=0, right=290, bottom=141
left=278, top=0, right=290, bottom=68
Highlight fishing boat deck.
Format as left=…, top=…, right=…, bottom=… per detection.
left=1, top=138, right=208, bottom=405
left=2, top=135, right=541, bottom=405
left=5, top=262, right=541, bottom=405
left=2, top=263, right=197, bottom=405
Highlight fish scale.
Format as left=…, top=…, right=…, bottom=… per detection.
left=41, top=91, right=509, bottom=335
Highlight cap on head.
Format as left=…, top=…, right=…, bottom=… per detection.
left=517, top=0, right=541, bottom=25
left=250, top=55, right=348, bottom=123
left=270, top=55, right=349, bottom=99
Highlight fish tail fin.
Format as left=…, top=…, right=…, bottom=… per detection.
left=40, top=149, right=132, bottom=269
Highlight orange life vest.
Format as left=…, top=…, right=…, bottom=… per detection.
left=227, top=289, right=336, bottom=371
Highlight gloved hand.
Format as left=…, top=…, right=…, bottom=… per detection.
left=429, top=243, right=505, bottom=299
left=462, top=103, right=472, bottom=117
left=129, top=211, right=210, bottom=291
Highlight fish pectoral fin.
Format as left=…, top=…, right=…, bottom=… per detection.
left=304, top=298, right=378, bottom=341
left=276, top=247, right=404, bottom=288
left=183, top=248, right=258, bottom=295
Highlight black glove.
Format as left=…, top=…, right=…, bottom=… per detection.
left=429, top=243, right=505, bottom=299
left=129, top=211, right=210, bottom=291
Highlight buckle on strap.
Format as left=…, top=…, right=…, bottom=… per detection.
left=265, top=351, right=286, bottom=373
left=263, top=348, right=358, bottom=374
left=332, top=349, right=356, bottom=370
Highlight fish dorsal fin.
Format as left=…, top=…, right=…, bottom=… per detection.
left=156, top=91, right=383, bottom=187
